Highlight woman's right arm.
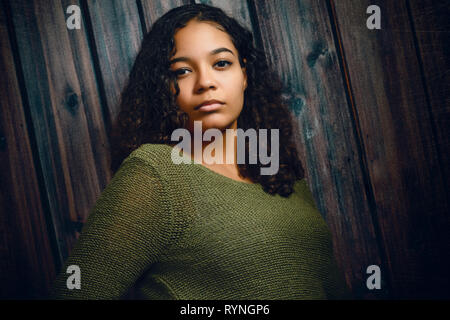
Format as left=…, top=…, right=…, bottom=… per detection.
left=49, top=156, right=172, bottom=299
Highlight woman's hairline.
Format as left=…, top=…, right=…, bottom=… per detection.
left=169, top=17, right=244, bottom=67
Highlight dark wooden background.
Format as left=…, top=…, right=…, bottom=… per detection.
left=1, top=0, right=448, bottom=299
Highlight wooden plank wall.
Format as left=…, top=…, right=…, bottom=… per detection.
left=0, top=0, right=448, bottom=299
left=331, top=0, right=450, bottom=298
left=0, top=3, right=57, bottom=299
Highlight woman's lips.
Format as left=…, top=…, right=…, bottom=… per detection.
left=196, top=103, right=224, bottom=112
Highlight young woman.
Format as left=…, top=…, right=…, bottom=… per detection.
left=50, top=3, right=351, bottom=300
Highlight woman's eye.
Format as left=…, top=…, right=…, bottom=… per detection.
left=215, top=60, right=232, bottom=68
left=174, top=69, right=189, bottom=77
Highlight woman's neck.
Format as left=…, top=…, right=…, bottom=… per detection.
left=189, top=124, right=238, bottom=166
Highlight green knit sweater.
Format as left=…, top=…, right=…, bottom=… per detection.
left=50, top=143, right=350, bottom=300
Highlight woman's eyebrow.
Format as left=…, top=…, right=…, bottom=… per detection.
left=169, top=47, right=234, bottom=65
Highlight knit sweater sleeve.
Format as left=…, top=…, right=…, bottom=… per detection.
left=49, top=156, right=172, bottom=299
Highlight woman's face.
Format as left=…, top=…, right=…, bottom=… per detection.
left=169, top=20, right=247, bottom=133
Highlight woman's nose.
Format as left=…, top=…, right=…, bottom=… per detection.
left=195, top=66, right=217, bottom=93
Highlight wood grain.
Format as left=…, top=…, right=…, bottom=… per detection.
left=331, top=0, right=450, bottom=298
left=195, top=0, right=254, bottom=32
left=8, top=0, right=111, bottom=267
left=84, top=0, right=144, bottom=124
left=0, top=0, right=57, bottom=298
left=140, top=0, right=190, bottom=32
left=408, top=0, right=449, bottom=188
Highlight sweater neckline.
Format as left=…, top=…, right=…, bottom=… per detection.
left=192, top=161, right=263, bottom=189
left=161, top=143, right=263, bottom=189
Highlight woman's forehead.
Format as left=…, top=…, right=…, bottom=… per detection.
left=172, top=20, right=236, bottom=55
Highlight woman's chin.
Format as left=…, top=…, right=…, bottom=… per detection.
left=188, top=117, right=236, bottom=132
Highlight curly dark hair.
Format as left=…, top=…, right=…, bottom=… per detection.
left=110, top=3, right=305, bottom=197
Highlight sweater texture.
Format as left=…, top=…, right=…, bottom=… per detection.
left=50, top=143, right=351, bottom=300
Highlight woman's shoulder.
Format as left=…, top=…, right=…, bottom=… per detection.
left=124, top=143, right=172, bottom=165
left=119, top=143, right=190, bottom=186
left=119, top=143, right=179, bottom=174
left=108, top=144, right=172, bottom=193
